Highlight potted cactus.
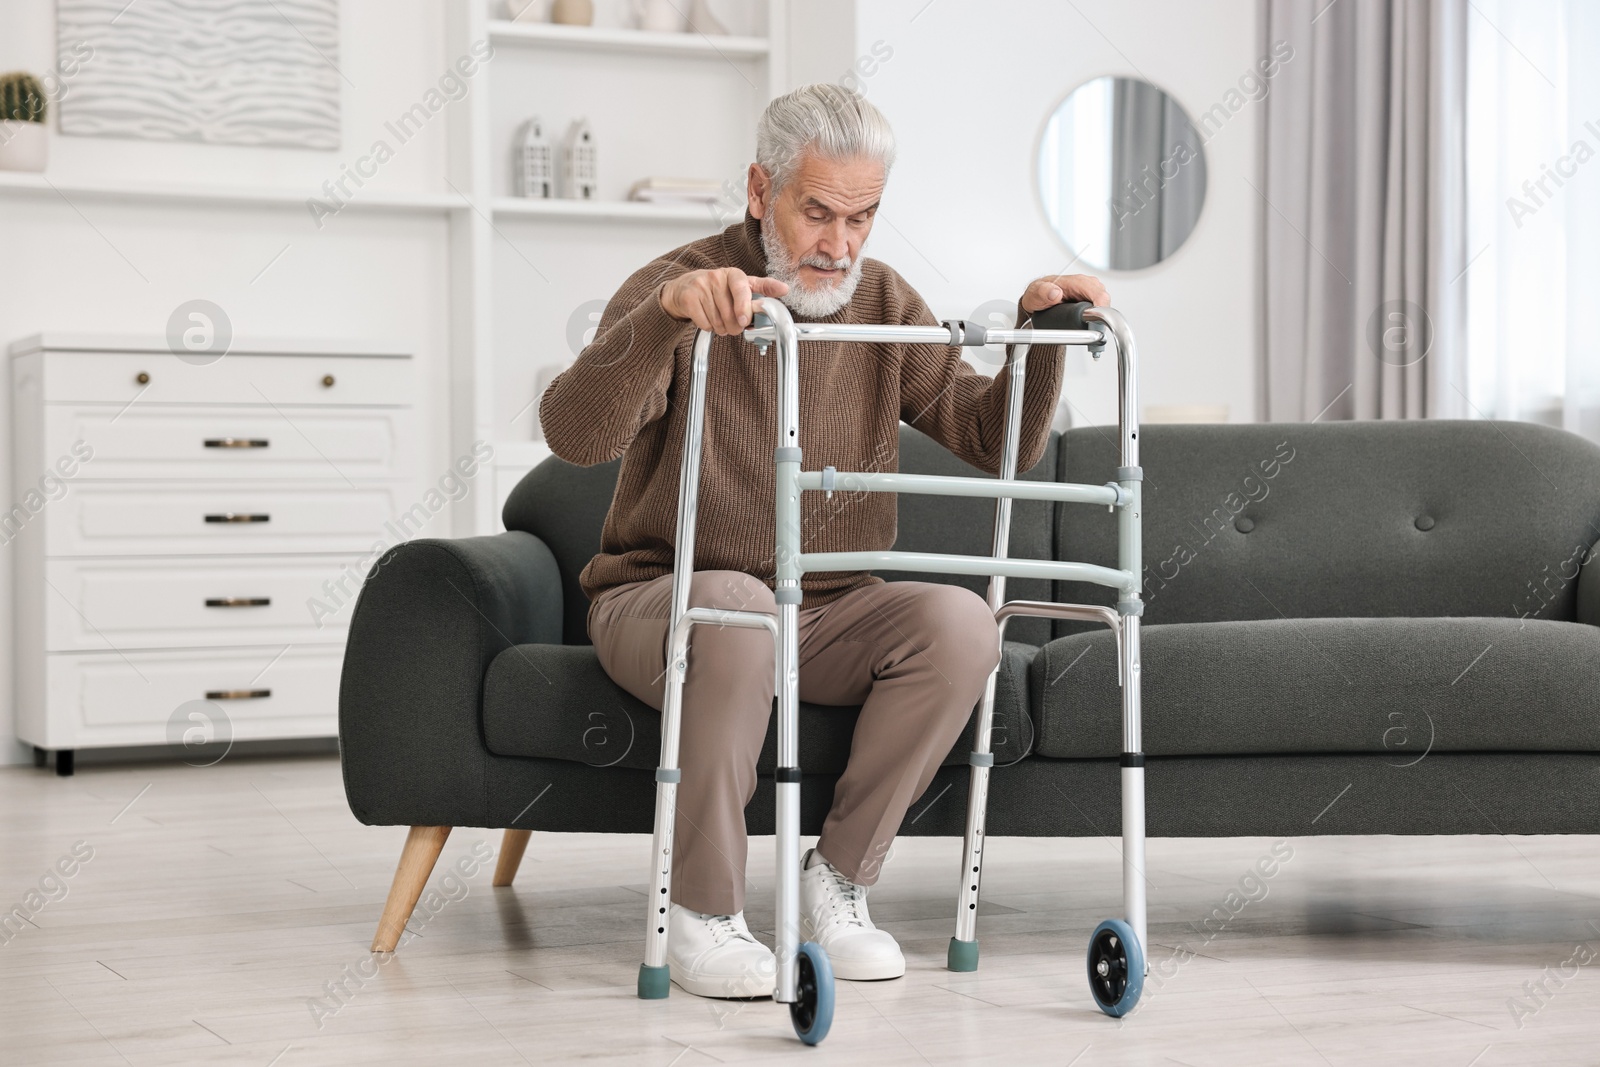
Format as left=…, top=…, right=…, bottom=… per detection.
left=0, top=71, right=49, bottom=172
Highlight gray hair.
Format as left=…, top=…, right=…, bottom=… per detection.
left=755, top=84, right=896, bottom=192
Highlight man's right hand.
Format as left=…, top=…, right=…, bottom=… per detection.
left=659, top=268, right=790, bottom=335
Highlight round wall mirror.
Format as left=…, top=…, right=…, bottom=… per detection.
left=1037, top=76, right=1208, bottom=271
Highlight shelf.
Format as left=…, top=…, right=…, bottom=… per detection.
left=0, top=173, right=734, bottom=224
left=0, top=171, right=468, bottom=214
left=487, top=19, right=769, bottom=58
left=492, top=195, right=728, bottom=225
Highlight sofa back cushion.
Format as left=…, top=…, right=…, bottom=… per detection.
left=1055, top=420, right=1600, bottom=631
left=503, top=424, right=1060, bottom=646
left=503, top=455, right=621, bottom=644
left=887, top=425, right=1059, bottom=646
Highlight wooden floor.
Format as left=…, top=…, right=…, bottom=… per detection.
left=3, top=754, right=1599, bottom=1066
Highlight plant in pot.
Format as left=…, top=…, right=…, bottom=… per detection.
left=0, top=72, right=49, bottom=173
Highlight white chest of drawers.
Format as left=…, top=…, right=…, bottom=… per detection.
left=8, top=334, right=422, bottom=774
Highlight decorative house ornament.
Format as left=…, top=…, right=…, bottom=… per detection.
left=55, top=0, right=341, bottom=150
left=562, top=118, right=597, bottom=200
left=0, top=71, right=49, bottom=171
left=514, top=117, right=555, bottom=198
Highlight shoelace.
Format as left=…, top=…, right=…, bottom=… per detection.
left=705, top=913, right=755, bottom=944
left=821, top=866, right=869, bottom=928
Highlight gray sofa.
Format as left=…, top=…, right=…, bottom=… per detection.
left=340, top=420, right=1600, bottom=944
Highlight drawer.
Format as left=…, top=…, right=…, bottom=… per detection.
left=47, top=482, right=442, bottom=556
left=46, top=404, right=415, bottom=481
left=44, top=556, right=361, bottom=651
left=37, top=645, right=341, bottom=749
left=39, top=351, right=411, bottom=406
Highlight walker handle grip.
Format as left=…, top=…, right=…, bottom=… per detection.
left=1030, top=300, right=1092, bottom=332
left=1031, top=301, right=1107, bottom=352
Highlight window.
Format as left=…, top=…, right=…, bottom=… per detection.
left=1464, top=0, right=1600, bottom=441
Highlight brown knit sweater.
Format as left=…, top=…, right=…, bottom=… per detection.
left=539, top=213, right=1065, bottom=610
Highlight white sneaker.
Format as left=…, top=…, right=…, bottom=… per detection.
left=666, top=905, right=776, bottom=999
left=798, top=848, right=906, bottom=980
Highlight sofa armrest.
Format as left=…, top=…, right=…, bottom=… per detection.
left=339, top=532, right=563, bottom=828
left=1579, top=539, right=1600, bottom=628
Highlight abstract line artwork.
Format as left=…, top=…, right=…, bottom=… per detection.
left=56, top=0, right=342, bottom=150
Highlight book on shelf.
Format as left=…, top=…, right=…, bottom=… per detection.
left=628, top=177, right=725, bottom=203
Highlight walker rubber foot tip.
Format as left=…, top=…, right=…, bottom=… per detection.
left=638, top=964, right=670, bottom=999
left=947, top=937, right=979, bottom=972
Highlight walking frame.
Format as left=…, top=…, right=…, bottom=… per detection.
left=637, top=295, right=1148, bottom=1042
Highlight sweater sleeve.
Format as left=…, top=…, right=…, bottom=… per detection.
left=896, top=287, right=1066, bottom=476
left=539, top=268, right=699, bottom=467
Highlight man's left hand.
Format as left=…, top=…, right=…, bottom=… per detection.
left=1020, top=274, right=1110, bottom=314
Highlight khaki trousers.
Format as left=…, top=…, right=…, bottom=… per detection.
left=587, top=570, right=1000, bottom=916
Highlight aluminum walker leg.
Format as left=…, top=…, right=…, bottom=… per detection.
left=638, top=623, right=690, bottom=999
left=773, top=599, right=801, bottom=1004
left=638, top=607, right=780, bottom=1000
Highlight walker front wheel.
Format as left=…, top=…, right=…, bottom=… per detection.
left=1087, top=918, right=1144, bottom=1017
left=789, top=941, right=835, bottom=1045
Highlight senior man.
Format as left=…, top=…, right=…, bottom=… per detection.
left=540, top=84, right=1108, bottom=999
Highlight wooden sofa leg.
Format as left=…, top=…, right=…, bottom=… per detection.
left=371, top=825, right=452, bottom=952
left=494, top=829, right=532, bottom=887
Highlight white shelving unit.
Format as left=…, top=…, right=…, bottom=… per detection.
left=454, top=0, right=789, bottom=534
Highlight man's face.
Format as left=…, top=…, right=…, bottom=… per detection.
left=749, top=152, right=884, bottom=302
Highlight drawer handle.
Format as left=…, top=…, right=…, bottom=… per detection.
left=205, top=597, right=271, bottom=608
left=204, top=513, right=271, bottom=524
left=322, top=374, right=336, bottom=388
left=205, top=689, right=271, bottom=701
left=204, top=438, right=270, bottom=449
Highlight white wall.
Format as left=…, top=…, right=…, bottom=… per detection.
left=0, top=1, right=465, bottom=765
left=853, top=0, right=1263, bottom=427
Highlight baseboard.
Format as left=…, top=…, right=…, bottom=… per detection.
left=1, top=734, right=340, bottom=769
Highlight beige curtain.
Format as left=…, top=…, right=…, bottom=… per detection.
left=1259, top=0, right=1468, bottom=422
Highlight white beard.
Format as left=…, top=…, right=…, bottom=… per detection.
left=759, top=218, right=865, bottom=319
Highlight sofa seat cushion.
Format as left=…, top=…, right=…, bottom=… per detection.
left=1031, top=617, right=1600, bottom=759
left=885, top=425, right=1059, bottom=647
left=483, top=640, right=1039, bottom=773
